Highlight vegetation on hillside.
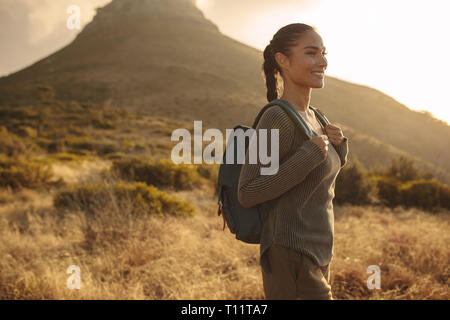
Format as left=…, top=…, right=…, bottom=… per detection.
left=335, top=155, right=450, bottom=212
left=0, top=85, right=448, bottom=299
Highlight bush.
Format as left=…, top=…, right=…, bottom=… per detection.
left=399, top=179, right=442, bottom=211
left=16, top=126, right=37, bottom=138
left=374, top=176, right=402, bottom=208
left=52, top=152, right=84, bottom=162
left=0, top=107, right=39, bottom=120
left=65, top=137, right=96, bottom=151
left=40, top=126, right=69, bottom=140
left=96, top=142, right=119, bottom=156
left=53, top=181, right=195, bottom=217
left=122, top=140, right=146, bottom=152
left=104, top=152, right=125, bottom=160
left=0, top=127, right=38, bottom=157
left=438, top=184, right=450, bottom=210
left=374, top=175, right=449, bottom=212
left=196, top=163, right=219, bottom=180
left=368, top=155, right=447, bottom=211
left=0, top=155, right=54, bottom=190
left=111, top=158, right=203, bottom=190
left=36, top=138, right=66, bottom=153
left=385, top=155, right=432, bottom=182
left=335, top=158, right=375, bottom=205
left=92, top=119, right=116, bottom=130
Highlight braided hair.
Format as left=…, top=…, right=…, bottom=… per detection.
left=262, top=23, right=318, bottom=102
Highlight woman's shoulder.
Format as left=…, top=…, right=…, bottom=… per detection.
left=257, top=104, right=296, bottom=131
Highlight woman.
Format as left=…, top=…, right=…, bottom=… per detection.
left=237, top=23, right=349, bottom=300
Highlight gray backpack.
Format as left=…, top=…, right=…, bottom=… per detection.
left=217, top=98, right=330, bottom=244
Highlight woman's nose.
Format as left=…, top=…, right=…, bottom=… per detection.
left=319, top=57, right=328, bottom=69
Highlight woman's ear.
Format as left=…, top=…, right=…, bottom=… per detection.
left=275, top=52, right=287, bottom=69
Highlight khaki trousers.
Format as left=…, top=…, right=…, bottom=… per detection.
left=262, top=243, right=333, bottom=300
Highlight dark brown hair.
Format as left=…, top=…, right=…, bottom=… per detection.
left=262, top=23, right=318, bottom=102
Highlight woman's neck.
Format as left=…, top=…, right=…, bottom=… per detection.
left=280, top=87, right=312, bottom=113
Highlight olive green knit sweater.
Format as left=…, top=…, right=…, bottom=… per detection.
left=237, top=105, right=349, bottom=274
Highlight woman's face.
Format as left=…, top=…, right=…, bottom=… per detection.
left=276, top=30, right=328, bottom=89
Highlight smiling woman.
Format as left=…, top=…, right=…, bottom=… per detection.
left=238, top=23, right=349, bottom=300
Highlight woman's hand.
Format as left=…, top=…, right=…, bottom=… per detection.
left=324, top=124, right=345, bottom=146
left=310, top=134, right=329, bottom=157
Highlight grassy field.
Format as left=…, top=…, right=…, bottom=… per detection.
left=0, top=175, right=448, bottom=299
left=0, top=101, right=448, bottom=300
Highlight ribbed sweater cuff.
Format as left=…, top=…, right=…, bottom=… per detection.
left=333, top=136, right=348, bottom=167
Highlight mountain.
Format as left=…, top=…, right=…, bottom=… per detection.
left=0, top=0, right=264, bottom=128
left=0, top=0, right=449, bottom=183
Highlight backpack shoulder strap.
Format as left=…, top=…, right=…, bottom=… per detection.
left=310, top=106, right=330, bottom=127
left=252, top=99, right=313, bottom=138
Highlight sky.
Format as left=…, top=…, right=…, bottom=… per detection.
left=1, top=0, right=449, bottom=125
left=0, top=0, right=110, bottom=77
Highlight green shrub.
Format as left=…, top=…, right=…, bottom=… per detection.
left=104, top=152, right=125, bottom=160
left=60, top=114, right=85, bottom=122
left=438, top=184, right=450, bottom=210
left=0, top=155, right=54, bottom=190
left=196, top=163, right=219, bottom=180
left=335, top=158, right=375, bottom=205
left=374, top=176, right=402, bottom=208
left=53, top=181, right=195, bottom=217
left=374, top=175, right=449, bottom=212
left=65, top=137, right=96, bottom=151
left=92, top=119, right=116, bottom=130
left=65, top=149, right=91, bottom=157
left=16, top=126, right=37, bottom=138
left=66, top=125, right=87, bottom=136
left=0, top=107, right=39, bottom=120
left=0, top=127, right=37, bottom=157
left=40, top=126, right=69, bottom=140
left=399, top=179, right=442, bottom=211
left=96, top=142, right=119, bottom=156
left=385, top=155, right=432, bottom=182
left=122, top=140, right=146, bottom=152
left=111, top=158, right=203, bottom=190
left=36, top=138, right=66, bottom=153
left=52, top=153, right=82, bottom=162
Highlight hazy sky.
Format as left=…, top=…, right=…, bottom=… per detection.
left=1, top=0, right=449, bottom=124
left=0, top=0, right=110, bottom=76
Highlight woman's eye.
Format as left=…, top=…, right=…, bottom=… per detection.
left=307, top=51, right=328, bottom=55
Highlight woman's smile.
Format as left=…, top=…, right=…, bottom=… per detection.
left=311, top=71, right=324, bottom=78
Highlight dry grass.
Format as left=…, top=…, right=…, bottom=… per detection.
left=50, top=159, right=111, bottom=185
left=0, top=181, right=448, bottom=299
left=333, top=205, right=449, bottom=299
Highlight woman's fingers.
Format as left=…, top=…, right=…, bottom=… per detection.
left=321, top=135, right=329, bottom=151
left=324, top=128, right=339, bottom=137
left=325, top=124, right=340, bottom=130
left=323, top=124, right=345, bottom=146
left=323, top=132, right=341, bottom=145
left=325, top=125, right=343, bottom=137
